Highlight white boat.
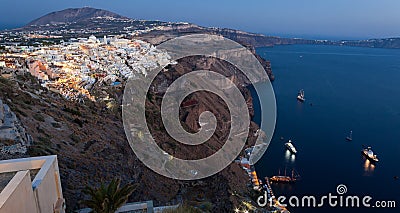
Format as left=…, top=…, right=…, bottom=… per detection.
left=297, top=89, right=305, bottom=102
left=285, top=140, right=297, bottom=154
left=346, top=130, right=353, bottom=141
left=362, top=147, right=379, bottom=162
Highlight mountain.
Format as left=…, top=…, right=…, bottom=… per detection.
left=17, top=7, right=180, bottom=37
left=26, top=7, right=128, bottom=26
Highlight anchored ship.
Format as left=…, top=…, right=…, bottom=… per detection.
left=362, top=146, right=379, bottom=162
left=285, top=140, right=297, bottom=154
left=297, top=89, right=305, bottom=102
left=269, top=169, right=300, bottom=183
left=346, top=130, right=353, bottom=141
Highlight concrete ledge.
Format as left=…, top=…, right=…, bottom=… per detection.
left=0, top=170, right=38, bottom=213
left=0, top=155, right=64, bottom=213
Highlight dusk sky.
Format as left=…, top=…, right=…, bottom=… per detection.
left=1, top=0, right=399, bottom=39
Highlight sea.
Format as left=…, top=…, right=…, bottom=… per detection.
left=252, top=45, right=400, bottom=213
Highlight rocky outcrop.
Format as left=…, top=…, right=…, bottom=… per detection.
left=136, top=31, right=275, bottom=81
left=136, top=24, right=299, bottom=48
left=141, top=55, right=263, bottom=211
left=0, top=98, right=32, bottom=157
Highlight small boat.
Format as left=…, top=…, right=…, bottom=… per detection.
left=297, top=89, right=305, bottom=102
left=362, top=146, right=379, bottom=162
left=270, top=169, right=300, bottom=183
left=346, top=131, right=353, bottom=141
left=285, top=140, right=297, bottom=154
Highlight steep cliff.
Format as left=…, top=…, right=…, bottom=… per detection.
left=0, top=53, right=268, bottom=211
left=1, top=7, right=275, bottom=211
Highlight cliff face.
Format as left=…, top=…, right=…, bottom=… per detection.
left=136, top=29, right=275, bottom=81
left=0, top=53, right=267, bottom=211
left=1, top=7, right=275, bottom=211
left=136, top=24, right=298, bottom=49
left=144, top=55, right=263, bottom=211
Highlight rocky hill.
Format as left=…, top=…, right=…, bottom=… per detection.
left=26, top=7, right=128, bottom=26
left=15, top=7, right=174, bottom=36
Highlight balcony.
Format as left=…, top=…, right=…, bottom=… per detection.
left=0, top=155, right=64, bottom=213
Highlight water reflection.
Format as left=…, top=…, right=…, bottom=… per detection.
left=296, top=100, right=304, bottom=111
left=363, top=159, right=375, bottom=176
left=272, top=182, right=294, bottom=192
left=284, top=150, right=296, bottom=164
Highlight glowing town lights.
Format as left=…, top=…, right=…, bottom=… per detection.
left=11, top=35, right=175, bottom=103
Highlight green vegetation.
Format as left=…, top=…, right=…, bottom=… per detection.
left=73, top=118, right=84, bottom=127
left=0, top=139, right=15, bottom=146
left=163, top=204, right=202, bottom=213
left=82, top=178, right=136, bottom=213
left=197, top=201, right=213, bottom=212
left=27, top=146, right=46, bottom=156
left=0, top=76, right=12, bottom=87
left=28, top=135, right=56, bottom=156
left=37, top=136, right=51, bottom=146
left=63, top=106, right=82, bottom=116
left=69, top=134, right=80, bottom=144
left=32, top=113, right=45, bottom=122
left=51, top=122, right=62, bottom=128
left=247, top=189, right=263, bottom=204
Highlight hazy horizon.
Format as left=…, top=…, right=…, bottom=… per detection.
left=1, top=0, right=399, bottom=40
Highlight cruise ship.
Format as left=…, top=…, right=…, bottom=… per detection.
left=362, top=147, right=379, bottom=162
left=285, top=140, right=297, bottom=154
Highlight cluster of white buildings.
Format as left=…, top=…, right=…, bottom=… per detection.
left=14, top=35, right=174, bottom=102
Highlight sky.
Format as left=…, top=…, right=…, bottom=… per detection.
left=0, top=0, right=399, bottom=40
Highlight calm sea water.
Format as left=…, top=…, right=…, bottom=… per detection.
left=253, top=45, right=400, bottom=213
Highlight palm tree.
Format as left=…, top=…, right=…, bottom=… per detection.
left=82, top=178, right=137, bottom=213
